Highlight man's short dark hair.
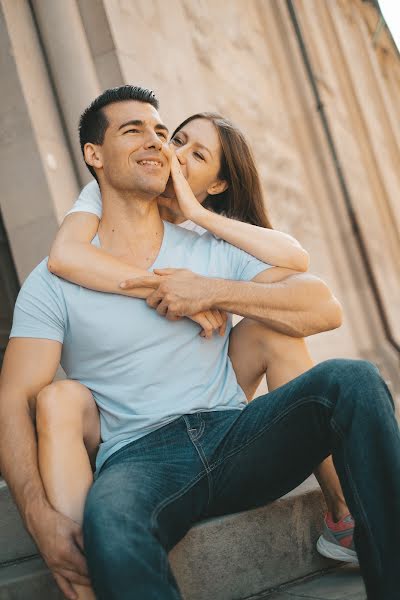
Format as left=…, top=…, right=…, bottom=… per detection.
left=79, top=85, right=159, bottom=179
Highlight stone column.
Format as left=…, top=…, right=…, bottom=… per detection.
left=0, top=0, right=79, bottom=279
left=31, top=0, right=101, bottom=185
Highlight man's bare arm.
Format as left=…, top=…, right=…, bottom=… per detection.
left=211, top=267, right=343, bottom=337
left=0, top=338, right=90, bottom=599
left=0, top=338, right=61, bottom=526
left=121, top=266, right=343, bottom=338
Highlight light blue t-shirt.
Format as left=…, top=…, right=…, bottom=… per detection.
left=10, top=221, right=272, bottom=474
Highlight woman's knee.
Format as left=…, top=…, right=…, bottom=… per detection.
left=231, top=319, right=273, bottom=353
left=233, top=318, right=306, bottom=360
left=36, top=380, right=97, bottom=432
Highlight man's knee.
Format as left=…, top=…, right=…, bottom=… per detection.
left=83, top=492, right=109, bottom=548
left=315, top=358, right=380, bottom=382
left=313, top=358, right=391, bottom=410
left=83, top=480, right=151, bottom=564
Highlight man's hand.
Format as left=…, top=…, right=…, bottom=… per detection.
left=120, top=268, right=227, bottom=337
left=120, top=268, right=215, bottom=318
left=30, top=504, right=90, bottom=600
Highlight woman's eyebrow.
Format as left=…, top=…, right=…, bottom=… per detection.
left=173, top=130, right=212, bottom=158
left=173, top=130, right=187, bottom=140
left=196, top=142, right=212, bottom=159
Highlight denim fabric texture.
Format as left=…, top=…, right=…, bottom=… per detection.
left=83, top=359, right=400, bottom=600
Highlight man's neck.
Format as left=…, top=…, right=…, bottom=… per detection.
left=97, top=186, right=164, bottom=260
left=159, top=205, right=187, bottom=225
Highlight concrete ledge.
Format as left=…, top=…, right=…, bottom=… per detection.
left=0, top=477, right=333, bottom=599
left=264, top=565, right=365, bottom=600
left=0, top=479, right=38, bottom=564
left=0, top=557, right=63, bottom=600
left=170, top=477, right=332, bottom=599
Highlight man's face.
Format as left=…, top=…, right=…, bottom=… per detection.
left=94, top=100, right=171, bottom=198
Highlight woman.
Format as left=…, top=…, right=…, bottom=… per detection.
left=38, top=113, right=355, bottom=600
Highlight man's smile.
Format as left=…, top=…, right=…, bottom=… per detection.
left=137, top=156, right=164, bottom=168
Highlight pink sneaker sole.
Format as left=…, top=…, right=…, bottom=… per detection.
left=317, top=534, right=359, bottom=564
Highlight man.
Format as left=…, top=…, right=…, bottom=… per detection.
left=0, top=86, right=399, bottom=600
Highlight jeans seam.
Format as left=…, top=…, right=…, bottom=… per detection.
left=193, top=438, right=214, bottom=508
left=151, top=471, right=208, bottom=586
left=188, top=430, right=214, bottom=509
left=150, top=471, right=207, bottom=532
left=208, top=395, right=332, bottom=472
left=183, top=416, right=213, bottom=505
left=190, top=417, right=205, bottom=441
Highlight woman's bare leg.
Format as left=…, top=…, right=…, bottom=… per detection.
left=36, top=380, right=100, bottom=600
left=228, top=318, right=348, bottom=521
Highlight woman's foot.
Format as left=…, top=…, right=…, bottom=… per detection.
left=316, top=512, right=359, bottom=564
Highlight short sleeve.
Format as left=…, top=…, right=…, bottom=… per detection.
left=64, top=180, right=102, bottom=219
left=210, top=236, right=274, bottom=281
left=9, top=261, right=66, bottom=343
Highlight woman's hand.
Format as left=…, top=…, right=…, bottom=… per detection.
left=158, top=153, right=204, bottom=223
left=153, top=307, right=227, bottom=338
left=171, top=153, right=203, bottom=221
left=190, top=309, right=228, bottom=338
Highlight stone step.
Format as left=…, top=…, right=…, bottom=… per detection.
left=0, top=558, right=367, bottom=600
left=263, top=565, right=366, bottom=599
left=0, top=479, right=38, bottom=564
left=0, top=557, right=63, bottom=600
left=170, top=477, right=334, bottom=599
left=0, top=562, right=365, bottom=600
left=0, top=476, right=334, bottom=599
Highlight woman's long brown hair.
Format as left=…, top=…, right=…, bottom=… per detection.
left=171, top=113, right=273, bottom=229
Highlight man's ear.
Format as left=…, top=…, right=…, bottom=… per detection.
left=84, top=143, right=103, bottom=171
left=207, top=180, right=228, bottom=196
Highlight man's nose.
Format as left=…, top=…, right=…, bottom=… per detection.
left=143, top=130, right=162, bottom=151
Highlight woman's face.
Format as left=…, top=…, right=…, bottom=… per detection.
left=167, top=118, right=227, bottom=202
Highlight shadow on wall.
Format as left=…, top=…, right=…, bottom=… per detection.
left=0, top=210, right=19, bottom=370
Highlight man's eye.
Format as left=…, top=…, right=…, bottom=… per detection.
left=125, top=129, right=140, bottom=134
left=157, top=132, right=168, bottom=140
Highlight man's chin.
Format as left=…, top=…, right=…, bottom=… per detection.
left=148, top=182, right=171, bottom=199
left=162, top=178, right=176, bottom=199
left=135, top=176, right=170, bottom=198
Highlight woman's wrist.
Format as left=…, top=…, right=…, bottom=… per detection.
left=188, top=204, right=213, bottom=227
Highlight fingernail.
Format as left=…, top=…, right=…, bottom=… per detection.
left=119, top=282, right=127, bottom=288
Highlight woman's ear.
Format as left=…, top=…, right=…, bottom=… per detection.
left=207, top=180, right=228, bottom=196
left=84, top=143, right=103, bottom=171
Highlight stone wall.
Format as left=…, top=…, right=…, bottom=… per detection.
left=1, top=0, right=399, bottom=395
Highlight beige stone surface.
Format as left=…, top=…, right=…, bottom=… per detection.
left=0, top=0, right=399, bottom=396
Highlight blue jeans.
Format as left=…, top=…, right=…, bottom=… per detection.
left=83, top=359, right=400, bottom=600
